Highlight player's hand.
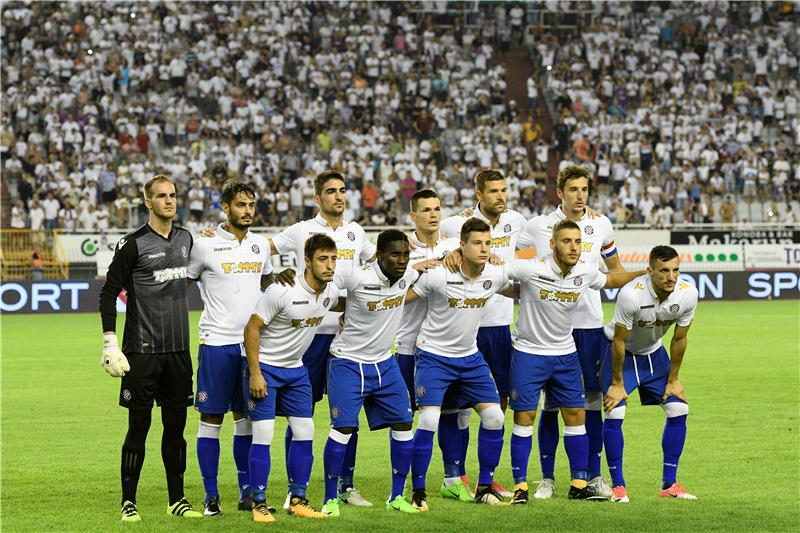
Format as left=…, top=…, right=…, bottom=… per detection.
left=101, top=333, right=130, bottom=378
left=488, top=253, right=504, bottom=265
left=663, top=380, right=687, bottom=403
left=249, top=372, right=267, bottom=399
left=603, top=384, right=628, bottom=412
left=412, top=258, right=441, bottom=272
left=338, top=313, right=345, bottom=333
left=443, top=248, right=463, bottom=273
left=199, top=226, right=217, bottom=238
left=587, top=207, right=602, bottom=219
left=459, top=207, right=474, bottom=218
left=275, top=268, right=296, bottom=286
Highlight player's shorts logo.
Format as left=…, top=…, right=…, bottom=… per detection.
left=323, top=297, right=331, bottom=307
left=347, top=231, right=356, bottom=241
left=415, top=386, right=426, bottom=398
left=197, top=391, right=208, bottom=403
left=503, top=224, right=511, bottom=233
left=398, top=279, right=406, bottom=289
left=670, top=304, right=680, bottom=313
left=585, top=226, right=594, bottom=235
left=247, top=400, right=256, bottom=412
left=251, top=244, right=260, bottom=254
left=574, top=276, right=583, bottom=286
left=122, top=389, right=132, bottom=401
left=331, top=407, right=341, bottom=418
left=483, top=280, right=492, bottom=289
left=181, top=246, right=189, bottom=258
left=510, top=389, right=519, bottom=401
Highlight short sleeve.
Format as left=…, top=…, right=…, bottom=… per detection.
left=588, top=268, right=607, bottom=290
left=612, top=287, right=638, bottom=331
left=186, top=238, right=206, bottom=280
left=410, top=267, right=440, bottom=298
left=253, top=285, right=286, bottom=325
left=676, top=289, right=698, bottom=327
left=333, top=268, right=361, bottom=291
left=504, top=259, right=536, bottom=282
left=359, top=230, right=376, bottom=262
left=261, top=258, right=273, bottom=275
left=516, top=216, right=540, bottom=251
left=439, top=215, right=465, bottom=240
left=271, top=221, right=301, bottom=254
left=600, top=218, right=618, bottom=258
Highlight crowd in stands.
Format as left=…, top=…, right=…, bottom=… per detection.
left=1, top=1, right=798, bottom=235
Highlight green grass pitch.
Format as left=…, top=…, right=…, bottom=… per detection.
left=2, top=301, right=798, bottom=532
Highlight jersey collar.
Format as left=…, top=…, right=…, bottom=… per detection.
left=410, top=230, right=444, bottom=249
left=554, top=205, right=587, bottom=222
left=547, top=254, right=564, bottom=276
left=472, top=203, right=503, bottom=227
left=314, top=213, right=345, bottom=230
left=297, top=272, right=323, bottom=296
left=216, top=223, right=249, bottom=241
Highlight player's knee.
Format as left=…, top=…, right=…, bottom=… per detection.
left=457, top=408, right=472, bottom=430
left=479, top=405, right=505, bottom=431
left=391, top=422, right=413, bottom=432
left=198, top=420, right=221, bottom=439
left=287, top=416, right=314, bottom=440
left=252, top=419, right=275, bottom=445
left=125, top=409, right=152, bottom=446
left=513, top=410, right=536, bottom=426
left=233, top=417, right=252, bottom=436
left=332, top=426, right=355, bottom=435
left=606, top=406, right=626, bottom=420
left=161, top=407, right=187, bottom=438
left=584, top=391, right=603, bottom=411
left=560, top=407, right=584, bottom=427
left=200, top=412, right=224, bottom=425
left=328, top=428, right=353, bottom=444
left=417, top=408, right=440, bottom=432
left=662, top=401, right=688, bottom=418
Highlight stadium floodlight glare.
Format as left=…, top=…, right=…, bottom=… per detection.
left=546, top=65, right=552, bottom=71
left=87, top=49, right=93, bottom=55
left=130, top=12, right=136, bottom=19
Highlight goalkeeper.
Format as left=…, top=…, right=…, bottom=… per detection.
left=98, top=175, right=201, bottom=522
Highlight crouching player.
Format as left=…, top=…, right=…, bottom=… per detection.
left=241, top=234, right=341, bottom=522
left=602, top=246, right=698, bottom=503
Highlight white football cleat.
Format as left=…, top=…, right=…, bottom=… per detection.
left=534, top=478, right=555, bottom=499
left=339, top=488, right=373, bottom=507
left=282, top=491, right=291, bottom=510
left=588, top=476, right=613, bottom=499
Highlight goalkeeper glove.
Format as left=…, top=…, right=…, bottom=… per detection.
left=101, top=333, right=130, bottom=377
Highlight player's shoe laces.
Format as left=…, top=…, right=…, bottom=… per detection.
left=121, top=501, right=141, bottom=522
left=511, top=483, right=529, bottom=505
left=252, top=501, right=276, bottom=523
left=386, top=495, right=419, bottom=513
left=612, top=485, right=629, bottom=503
left=339, top=487, right=373, bottom=507
left=288, top=497, right=328, bottom=519
left=567, top=484, right=607, bottom=501
left=474, top=485, right=511, bottom=506
left=534, top=478, right=555, bottom=499
left=588, top=476, right=613, bottom=498
left=490, top=480, right=513, bottom=498
left=167, top=497, right=203, bottom=517
left=440, top=479, right=474, bottom=502
left=460, top=475, right=475, bottom=497
left=659, top=483, right=697, bottom=500
left=411, top=489, right=429, bottom=512
left=322, top=498, right=340, bottom=517
left=203, top=495, right=223, bottom=516
left=237, top=495, right=253, bottom=511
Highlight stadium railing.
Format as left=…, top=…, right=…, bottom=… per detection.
left=0, top=230, right=69, bottom=281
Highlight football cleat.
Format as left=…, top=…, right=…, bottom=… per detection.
left=511, top=483, right=529, bottom=505
left=474, top=485, right=511, bottom=506
left=339, top=487, right=373, bottom=507
left=491, top=480, right=513, bottom=498
left=167, top=497, right=203, bottom=517
left=659, top=483, right=697, bottom=500
left=588, top=476, right=613, bottom=498
left=322, top=498, right=340, bottom=517
left=252, top=501, right=276, bottom=523
left=612, top=485, right=629, bottom=503
left=534, top=478, right=555, bottom=500
left=411, top=489, right=429, bottom=512
left=460, top=475, right=475, bottom=497
left=440, top=479, right=474, bottom=502
left=237, top=495, right=254, bottom=511
left=121, top=500, right=141, bottom=522
left=283, top=491, right=291, bottom=510
left=386, top=495, right=419, bottom=513
left=567, top=484, right=607, bottom=501
left=288, top=497, right=328, bottom=519
left=203, top=495, right=223, bottom=516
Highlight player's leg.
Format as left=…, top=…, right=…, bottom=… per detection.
left=243, top=362, right=278, bottom=523
left=197, top=412, right=224, bottom=515
left=536, top=391, right=561, bottom=491
left=574, top=329, right=609, bottom=495
left=411, top=406, right=440, bottom=511
left=600, top=341, right=636, bottom=503
left=438, top=402, right=473, bottom=502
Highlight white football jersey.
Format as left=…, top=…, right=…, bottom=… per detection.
left=507, top=256, right=606, bottom=356
left=251, top=275, right=341, bottom=367
left=395, top=232, right=460, bottom=355
left=440, top=205, right=526, bottom=327
left=330, top=264, right=421, bottom=363
left=412, top=263, right=511, bottom=358
left=271, top=214, right=376, bottom=335
left=517, top=206, right=617, bottom=329
left=605, top=274, right=698, bottom=355
left=188, top=225, right=272, bottom=345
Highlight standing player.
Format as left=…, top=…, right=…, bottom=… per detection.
left=405, top=218, right=517, bottom=509
left=242, top=234, right=341, bottom=523
left=99, top=175, right=202, bottom=521
left=504, top=219, right=643, bottom=504
left=322, top=230, right=439, bottom=516
left=187, top=181, right=272, bottom=515
left=439, top=169, right=527, bottom=498
left=601, top=246, right=698, bottom=503
left=517, top=164, right=625, bottom=499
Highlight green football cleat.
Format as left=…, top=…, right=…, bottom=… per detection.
left=121, top=500, right=141, bottom=522
left=440, top=480, right=474, bottom=502
left=387, top=495, right=419, bottom=513
left=322, top=498, right=340, bottom=517
left=167, top=497, right=203, bottom=518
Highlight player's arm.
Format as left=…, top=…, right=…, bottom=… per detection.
left=244, top=314, right=267, bottom=399
left=98, top=237, right=138, bottom=377
left=260, top=273, right=275, bottom=290
left=603, top=253, right=626, bottom=274
left=664, top=323, right=691, bottom=403
left=603, top=269, right=647, bottom=289
left=604, top=323, right=631, bottom=412
left=498, top=281, right=520, bottom=299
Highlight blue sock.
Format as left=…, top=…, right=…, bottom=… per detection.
left=603, top=418, right=625, bottom=487
left=323, top=437, right=347, bottom=503
left=249, top=444, right=271, bottom=503
left=477, top=426, right=503, bottom=486
left=197, top=435, right=220, bottom=499
left=287, top=439, right=313, bottom=500
left=390, top=431, right=414, bottom=499
left=586, top=410, right=604, bottom=480
left=458, top=424, right=470, bottom=476
left=510, top=429, right=533, bottom=484
left=438, top=413, right=462, bottom=478
left=563, top=427, right=589, bottom=482
left=662, top=415, right=687, bottom=489
left=233, top=429, right=253, bottom=499
left=284, top=426, right=292, bottom=483
left=538, top=410, right=559, bottom=479
left=411, top=429, right=434, bottom=490
left=339, top=431, right=357, bottom=493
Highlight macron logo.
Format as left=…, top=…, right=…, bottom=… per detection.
left=117, top=238, right=127, bottom=249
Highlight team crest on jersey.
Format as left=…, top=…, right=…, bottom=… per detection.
left=503, top=223, right=511, bottom=233
left=585, top=226, right=594, bottom=235
left=251, top=244, right=260, bottom=254
left=122, top=389, right=132, bottom=401
left=574, top=276, right=583, bottom=286
left=181, top=246, right=188, bottom=258
left=510, top=389, right=519, bottom=401
left=331, top=407, right=341, bottom=418
left=483, top=280, right=492, bottom=290
left=398, top=279, right=407, bottom=289
left=247, top=400, right=256, bottom=412
left=670, top=304, right=680, bottom=313
left=197, top=391, right=208, bottom=403
left=347, top=231, right=356, bottom=241
left=323, top=297, right=331, bottom=307
left=416, top=386, right=426, bottom=398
